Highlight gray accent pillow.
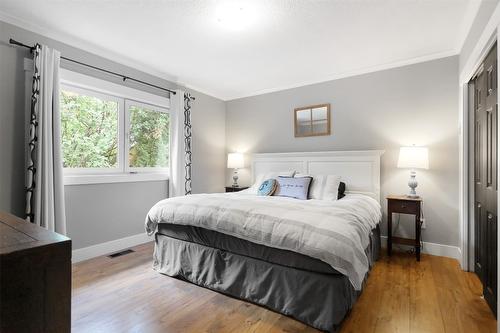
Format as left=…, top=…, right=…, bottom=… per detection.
left=274, top=176, right=313, bottom=200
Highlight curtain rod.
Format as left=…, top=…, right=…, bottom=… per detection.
left=9, top=38, right=179, bottom=96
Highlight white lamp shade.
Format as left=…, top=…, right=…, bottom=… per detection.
left=397, top=146, right=429, bottom=169
left=227, top=153, right=244, bottom=169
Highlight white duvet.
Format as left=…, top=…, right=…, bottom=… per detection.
left=145, top=192, right=381, bottom=290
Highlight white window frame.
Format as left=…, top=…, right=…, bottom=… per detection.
left=60, top=84, right=125, bottom=175
left=60, top=69, right=172, bottom=185
left=124, top=100, right=170, bottom=174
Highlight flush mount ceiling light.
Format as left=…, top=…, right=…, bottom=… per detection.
left=215, top=2, right=257, bottom=31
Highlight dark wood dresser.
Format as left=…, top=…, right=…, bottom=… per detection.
left=0, top=211, right=71, bottom=333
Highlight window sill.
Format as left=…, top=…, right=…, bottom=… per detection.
left=64, top=173, right=169, bottom=186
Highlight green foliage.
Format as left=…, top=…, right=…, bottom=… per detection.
left=60, top=90, right=170, bottom=169
left=129, top=106, right=170, bottom=168
left=60, top=91, right=118, bottom=168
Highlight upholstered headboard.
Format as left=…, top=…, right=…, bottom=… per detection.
left=252, top=150, right=384, bottom=203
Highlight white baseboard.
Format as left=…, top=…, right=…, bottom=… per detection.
left=72, top=233, right=153, bottom=263
left=380, top=236, right=461, bottom=261
left=71, top=233, right=461, bottom=264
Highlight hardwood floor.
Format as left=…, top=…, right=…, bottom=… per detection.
left=72, top=242, right=496, bottom=333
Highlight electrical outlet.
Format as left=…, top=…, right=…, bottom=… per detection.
left=421, top=218, right=426, bottom=229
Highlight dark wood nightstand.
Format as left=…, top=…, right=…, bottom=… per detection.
left=387, top=195, right=423, bottom=261
left=225, top=186, right=249, bottom=193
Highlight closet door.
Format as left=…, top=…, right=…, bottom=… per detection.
left=484, top=44, right=497, bottom=315
left=474, top=64, right=486, bottom=284
left=474, top=44, right=497, bottom=316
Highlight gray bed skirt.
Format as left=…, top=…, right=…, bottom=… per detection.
left=153, top=225, right=380, bottom=332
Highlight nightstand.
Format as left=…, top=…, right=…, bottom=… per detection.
left=225, top=186, right=249, bottom=193
left=387, top=195, right=423, bottom=261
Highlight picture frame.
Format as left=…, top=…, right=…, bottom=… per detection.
left=294, top=103, right=331, bottom=137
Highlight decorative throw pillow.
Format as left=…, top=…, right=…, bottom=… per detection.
left=257, top=179, right=277, bottom=196
left=338, top=181, right=346, bottom=199
left=295, top=174, right=342, bottom=200
left=247, top=171, right=296, bottom=194
left=273, top=176, right=313, bottom=200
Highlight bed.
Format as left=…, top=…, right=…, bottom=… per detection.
left=145, top=150, right=384, bottom=332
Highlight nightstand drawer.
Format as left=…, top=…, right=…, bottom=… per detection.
left=389, top=199, right=419, bottom=214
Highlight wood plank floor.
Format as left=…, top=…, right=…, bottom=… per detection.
left=72, top=242, right=496, bottom=333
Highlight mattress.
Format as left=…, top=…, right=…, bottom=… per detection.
left=157, top=223, right=380, bottom=275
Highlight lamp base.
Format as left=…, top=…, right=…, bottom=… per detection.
left=232, top=169, right=239, bottom=187
left=407, top=170, right=418, bottom=198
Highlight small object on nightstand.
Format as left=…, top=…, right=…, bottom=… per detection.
left=227, top=153, right=245, bottom=187
left=397, top=146, right=429, bottom=198
left=387, top=195, right=423, bottom=261
left=225, top=186, right=249, bottom=193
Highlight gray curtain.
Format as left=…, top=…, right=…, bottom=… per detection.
left=25, top=44, right=66, bottom=234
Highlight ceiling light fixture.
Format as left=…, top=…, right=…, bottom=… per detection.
left=215, top=2, right=257, bottom=31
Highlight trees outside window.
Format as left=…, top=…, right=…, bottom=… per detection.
left=60, top=86, right=170, bottom=174
left=61, top=90, right=119, bottom=168
left=128, top=104, right=170, bottom=168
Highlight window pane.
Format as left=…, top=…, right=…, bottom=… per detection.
left=60, top=90, right=119, bottom=168
left=128, top=105, right=170, bottom=168
left=312, top=107, right=328, bottom=121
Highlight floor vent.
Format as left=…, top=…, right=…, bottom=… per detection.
left=108, top=249, right=134, bottom=258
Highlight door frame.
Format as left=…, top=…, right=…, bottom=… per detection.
left=461, top=39, right=500, bottom=272
left=459, top=5, right=500, bottom=324
left=466, top=73, right=476, bottom=273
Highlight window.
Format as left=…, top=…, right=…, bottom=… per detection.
left=60, top=70, right=171, bottom=184
left=126, top=101, right=170, bottom=170
left=61, top=88, right=120, bottom=170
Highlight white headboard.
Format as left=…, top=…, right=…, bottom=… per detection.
left=252, top=150, right=385, bottom=203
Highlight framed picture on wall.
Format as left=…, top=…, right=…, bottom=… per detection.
left=294, top=103, right=331, bottom=137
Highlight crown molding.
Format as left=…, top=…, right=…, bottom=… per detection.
left=225, top=49, right=458, bottom=101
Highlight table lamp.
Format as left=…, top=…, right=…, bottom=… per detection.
left=397, top=146, right=429, bottom=198
left=227, top=153, right=244, bottom=187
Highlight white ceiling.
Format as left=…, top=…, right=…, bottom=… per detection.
left=0, top=0, right=478, bottom=100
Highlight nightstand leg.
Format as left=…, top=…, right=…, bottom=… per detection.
left=388, top=212, right=392, bottom=256
left=415, top=212, right=421, bottom=261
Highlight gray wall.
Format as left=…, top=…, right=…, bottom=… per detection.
left=0, top=37, right=26, bottom=216
left=65, top=182, right=167, bottom=249
left=188, top=89, right=226, bottom=194
left=0, top=21, right=226, bottom=249
left=226, top=56, right=460, bottom=247
left=459, top=0, right=499, bottom=73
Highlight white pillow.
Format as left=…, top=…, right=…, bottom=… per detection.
left=295, top=174, right=341, bottom=200
left=248, top=171, right=296, bottom=194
